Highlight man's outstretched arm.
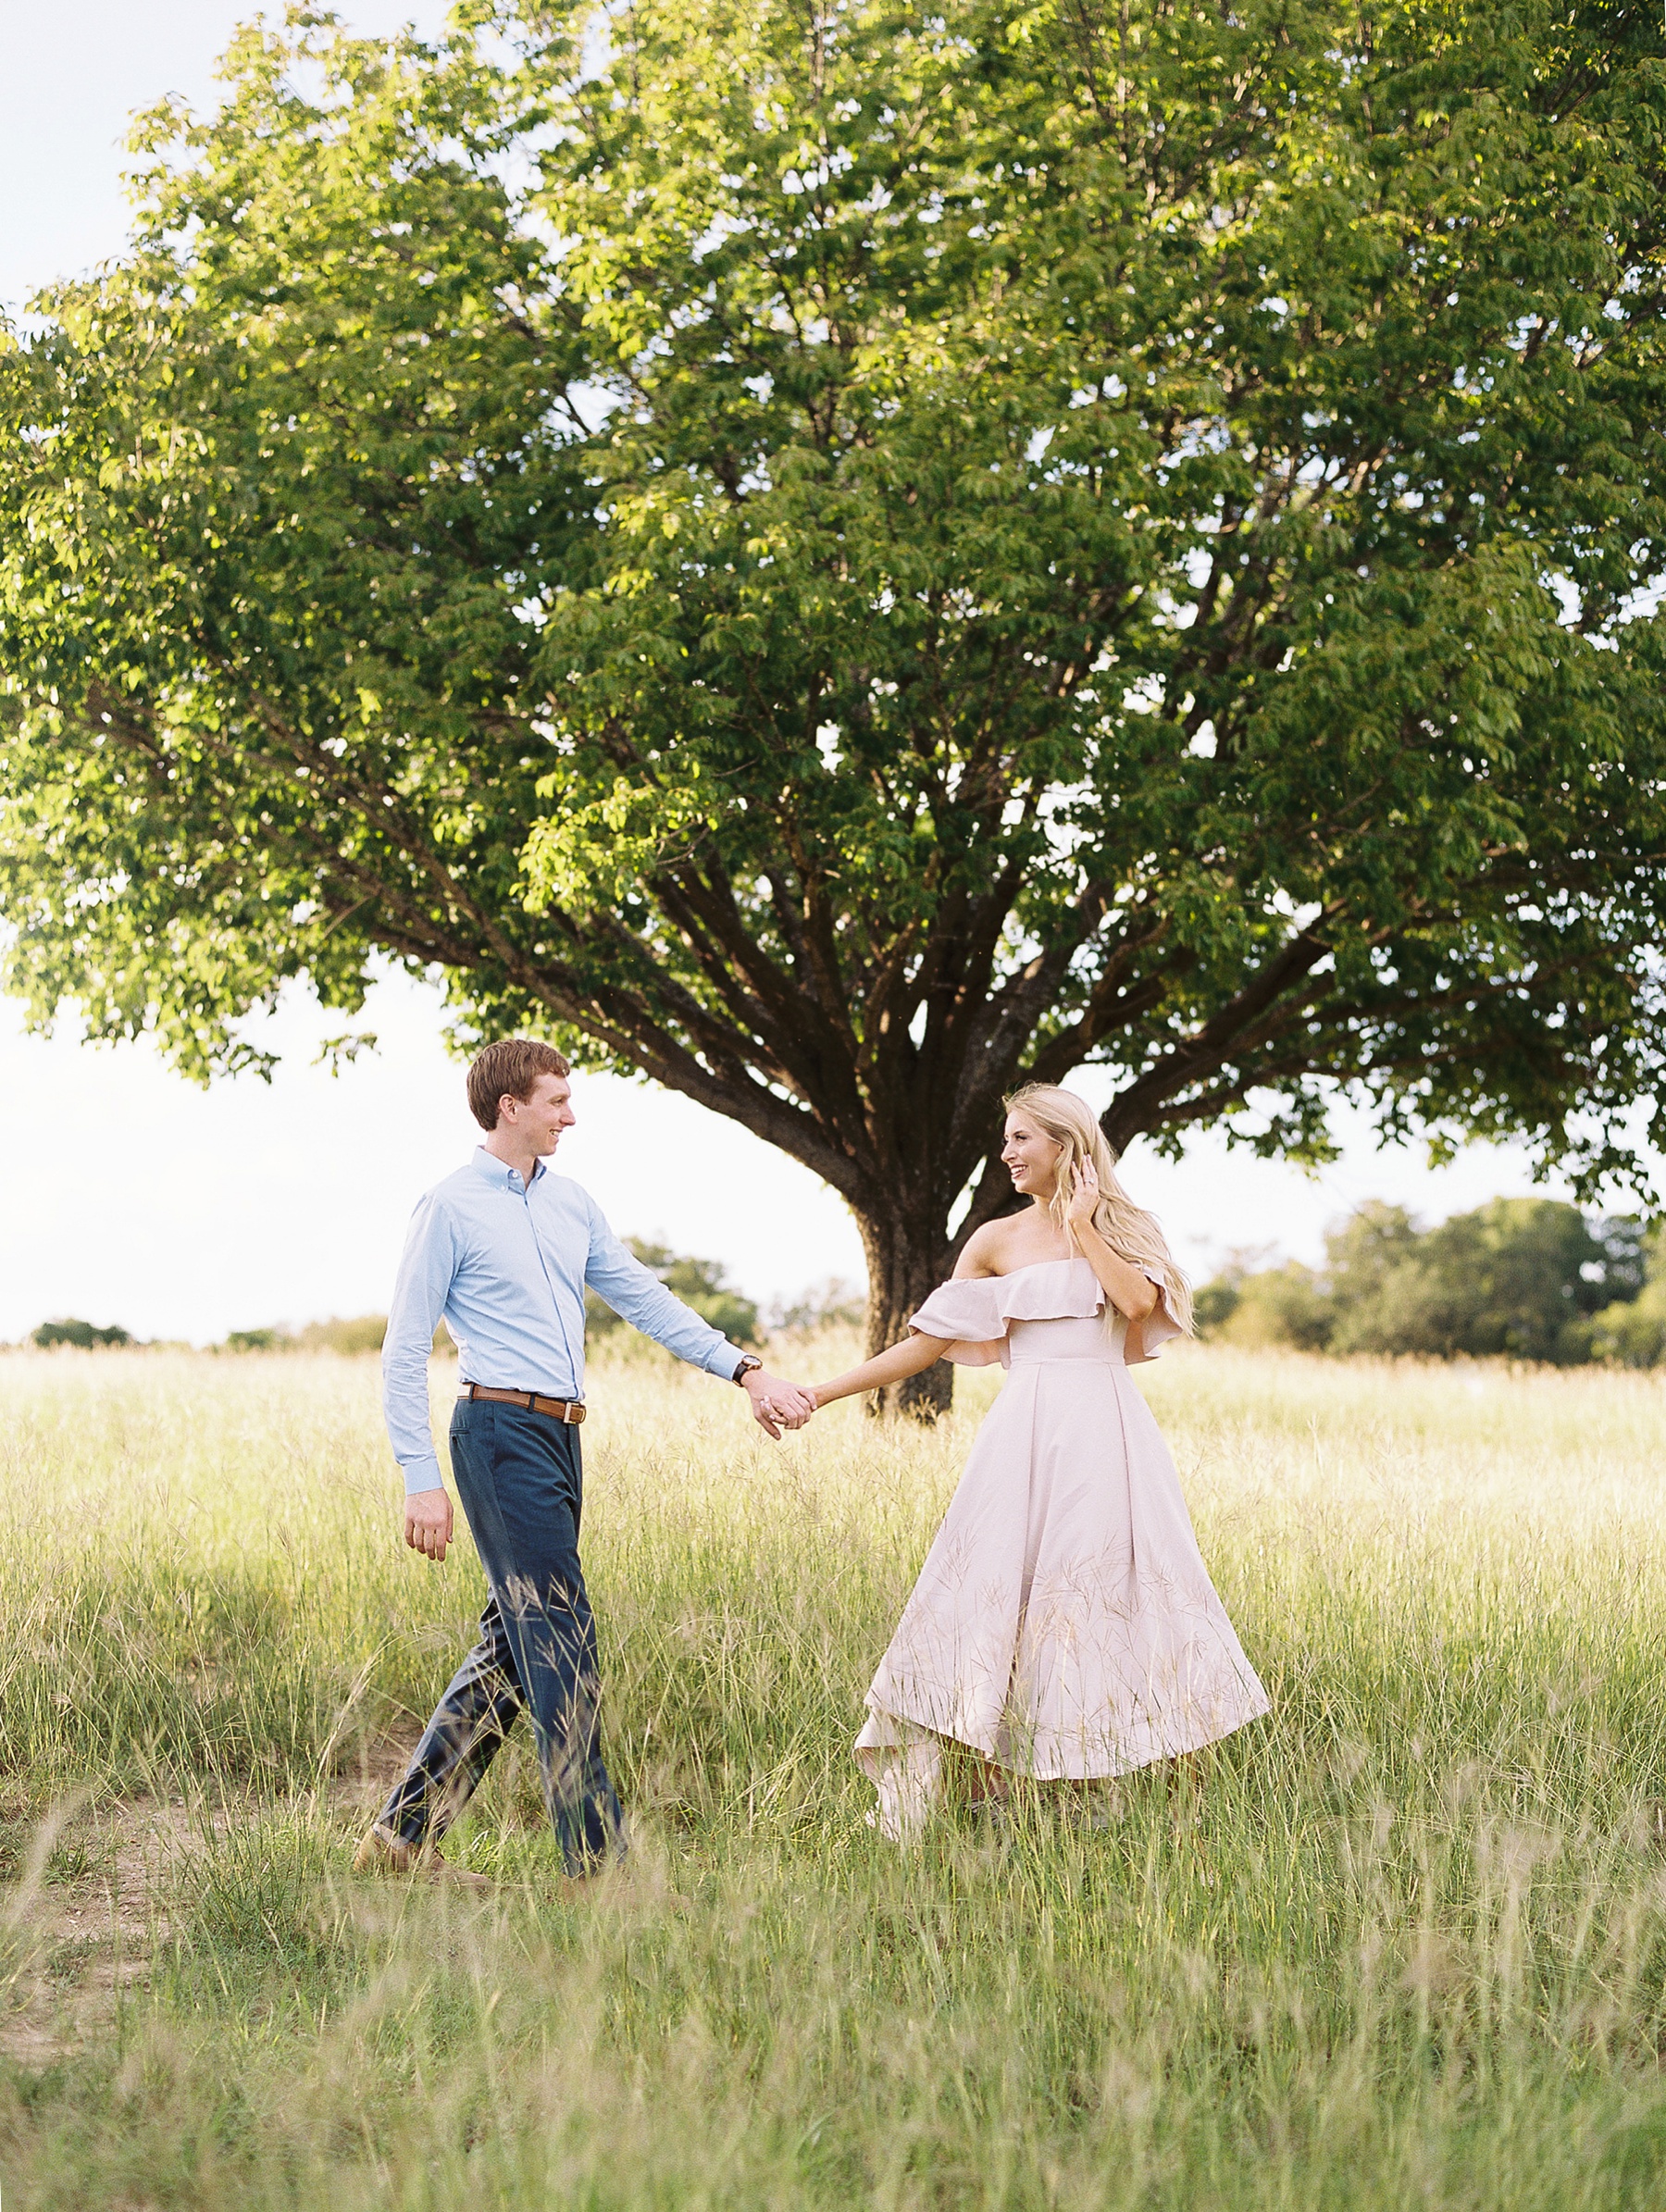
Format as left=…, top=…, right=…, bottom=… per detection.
left=382, top=1195, right=458, bottom=1563
left=582, top=1212, right=814, bottom=1435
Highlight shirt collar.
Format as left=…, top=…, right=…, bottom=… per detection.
left=470, top=1147, right=546, bottom=1195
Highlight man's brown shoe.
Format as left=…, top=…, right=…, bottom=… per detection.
left=352, top=1824, right=491, bottom=1890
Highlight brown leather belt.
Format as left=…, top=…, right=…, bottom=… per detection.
left=460, top=1382, right=586, bottom=1424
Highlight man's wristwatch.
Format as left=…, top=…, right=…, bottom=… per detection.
left=732, top=1353, right=763, bottom=1386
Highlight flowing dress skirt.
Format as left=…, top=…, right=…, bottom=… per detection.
left=855, top=1310, right=1269, bottom=1783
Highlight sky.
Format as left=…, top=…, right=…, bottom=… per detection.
left=0, top=966, right=1592, bottom=1346
left=0, top=1, right=1628, bottom=1343
left=0, top=1, right=454, bottom=316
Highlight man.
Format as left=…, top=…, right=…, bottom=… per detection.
left=354, top=1037, right=815, bottom=1883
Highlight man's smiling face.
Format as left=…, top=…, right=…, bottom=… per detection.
left=500, top=1071, right=576, bottom=1156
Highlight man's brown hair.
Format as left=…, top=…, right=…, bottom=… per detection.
left=466, top=1038, right=571, bottom=1131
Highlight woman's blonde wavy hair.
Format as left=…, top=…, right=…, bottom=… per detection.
left=1002, top=1083, right=1194, bottom=1336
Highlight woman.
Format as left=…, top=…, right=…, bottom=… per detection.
left=814, top=1085, right=1270, bottom=1839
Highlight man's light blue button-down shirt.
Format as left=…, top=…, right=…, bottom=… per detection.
left=382, top=1149, right=740, bottom=1493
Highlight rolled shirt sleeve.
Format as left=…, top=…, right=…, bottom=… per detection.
left=381, top=1192, right=458, bottom=1494
left=582, top=1200, right=740, bottom=1380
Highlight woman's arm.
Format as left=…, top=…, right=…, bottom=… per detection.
left=1066, top=1164, right=1160, bottom=1322
left=813, top=1331, right=951, bottom=1408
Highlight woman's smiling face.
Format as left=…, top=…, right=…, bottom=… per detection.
left=1001, top=1111, right=1062, bottom=1199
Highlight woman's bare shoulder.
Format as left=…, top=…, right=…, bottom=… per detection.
left=954, top=1219, right=1058, bottom=1278
left=951, top=1222, right=1008, bottom=1279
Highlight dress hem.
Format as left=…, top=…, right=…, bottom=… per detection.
left=854, top=1688, right=1272, bottom=1783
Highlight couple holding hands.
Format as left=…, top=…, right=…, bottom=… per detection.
left=355, top=1038, right=1267, bottom=1882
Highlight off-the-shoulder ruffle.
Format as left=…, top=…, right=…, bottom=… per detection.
left=909, top=1259, right=1104, bottom=1366
left=1127, top=1280, right=1185, bottom=1363
left=910, top=1258, right=1185, bottom=1367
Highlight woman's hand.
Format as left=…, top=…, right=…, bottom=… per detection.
left=1062, top=1155, right=1162, bottom=1323
left=741, top=1368, right=816, bottom=1437
left=1065, top=1158, right=1100, bottom=1242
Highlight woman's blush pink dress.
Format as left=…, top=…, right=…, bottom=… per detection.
left=854, top=1259, right=1270, bottom=1783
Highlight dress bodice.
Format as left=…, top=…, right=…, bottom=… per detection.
left=1007, top=1312, right=1126, bottom=1365
left=908, top=1257, right=1181, bottom=1370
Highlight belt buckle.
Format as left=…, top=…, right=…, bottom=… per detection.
left=563, top=1399, right=583, bottom=1425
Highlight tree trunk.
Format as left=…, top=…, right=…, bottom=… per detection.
left=855, top=1206, right=955, bottom=1420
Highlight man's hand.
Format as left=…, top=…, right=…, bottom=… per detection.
left=404, top=1486, right=454, bottom=1564
left=742, top=1369, right=816, bottom=1439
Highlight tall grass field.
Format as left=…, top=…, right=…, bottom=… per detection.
left=6, top=1336, right=1666, bottom=2208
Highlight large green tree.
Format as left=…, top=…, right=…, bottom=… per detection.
left=3, top=0, right=1665, bottom=1408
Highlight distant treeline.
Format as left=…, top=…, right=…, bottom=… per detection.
left=26, top=1245, right=866, bottom=1357
left=221, top=1316, right=392, bottom=1356
left=28, top=1315, right=393, bottom=1354
left=31, top=1319, right=133, bottom=1349
left=1199, top=1199, right=1666, bottom=1367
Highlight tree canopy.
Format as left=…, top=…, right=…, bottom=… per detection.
left=3, top=0, right=1665, bottom=1403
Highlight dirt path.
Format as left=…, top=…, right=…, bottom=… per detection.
left=1, top=1796, right=182, bottom=2066
left=0, top=1745, right=412, bottom=2067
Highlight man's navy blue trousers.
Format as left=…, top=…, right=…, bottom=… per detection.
left=374, top=1398, right=627, bottom=1873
